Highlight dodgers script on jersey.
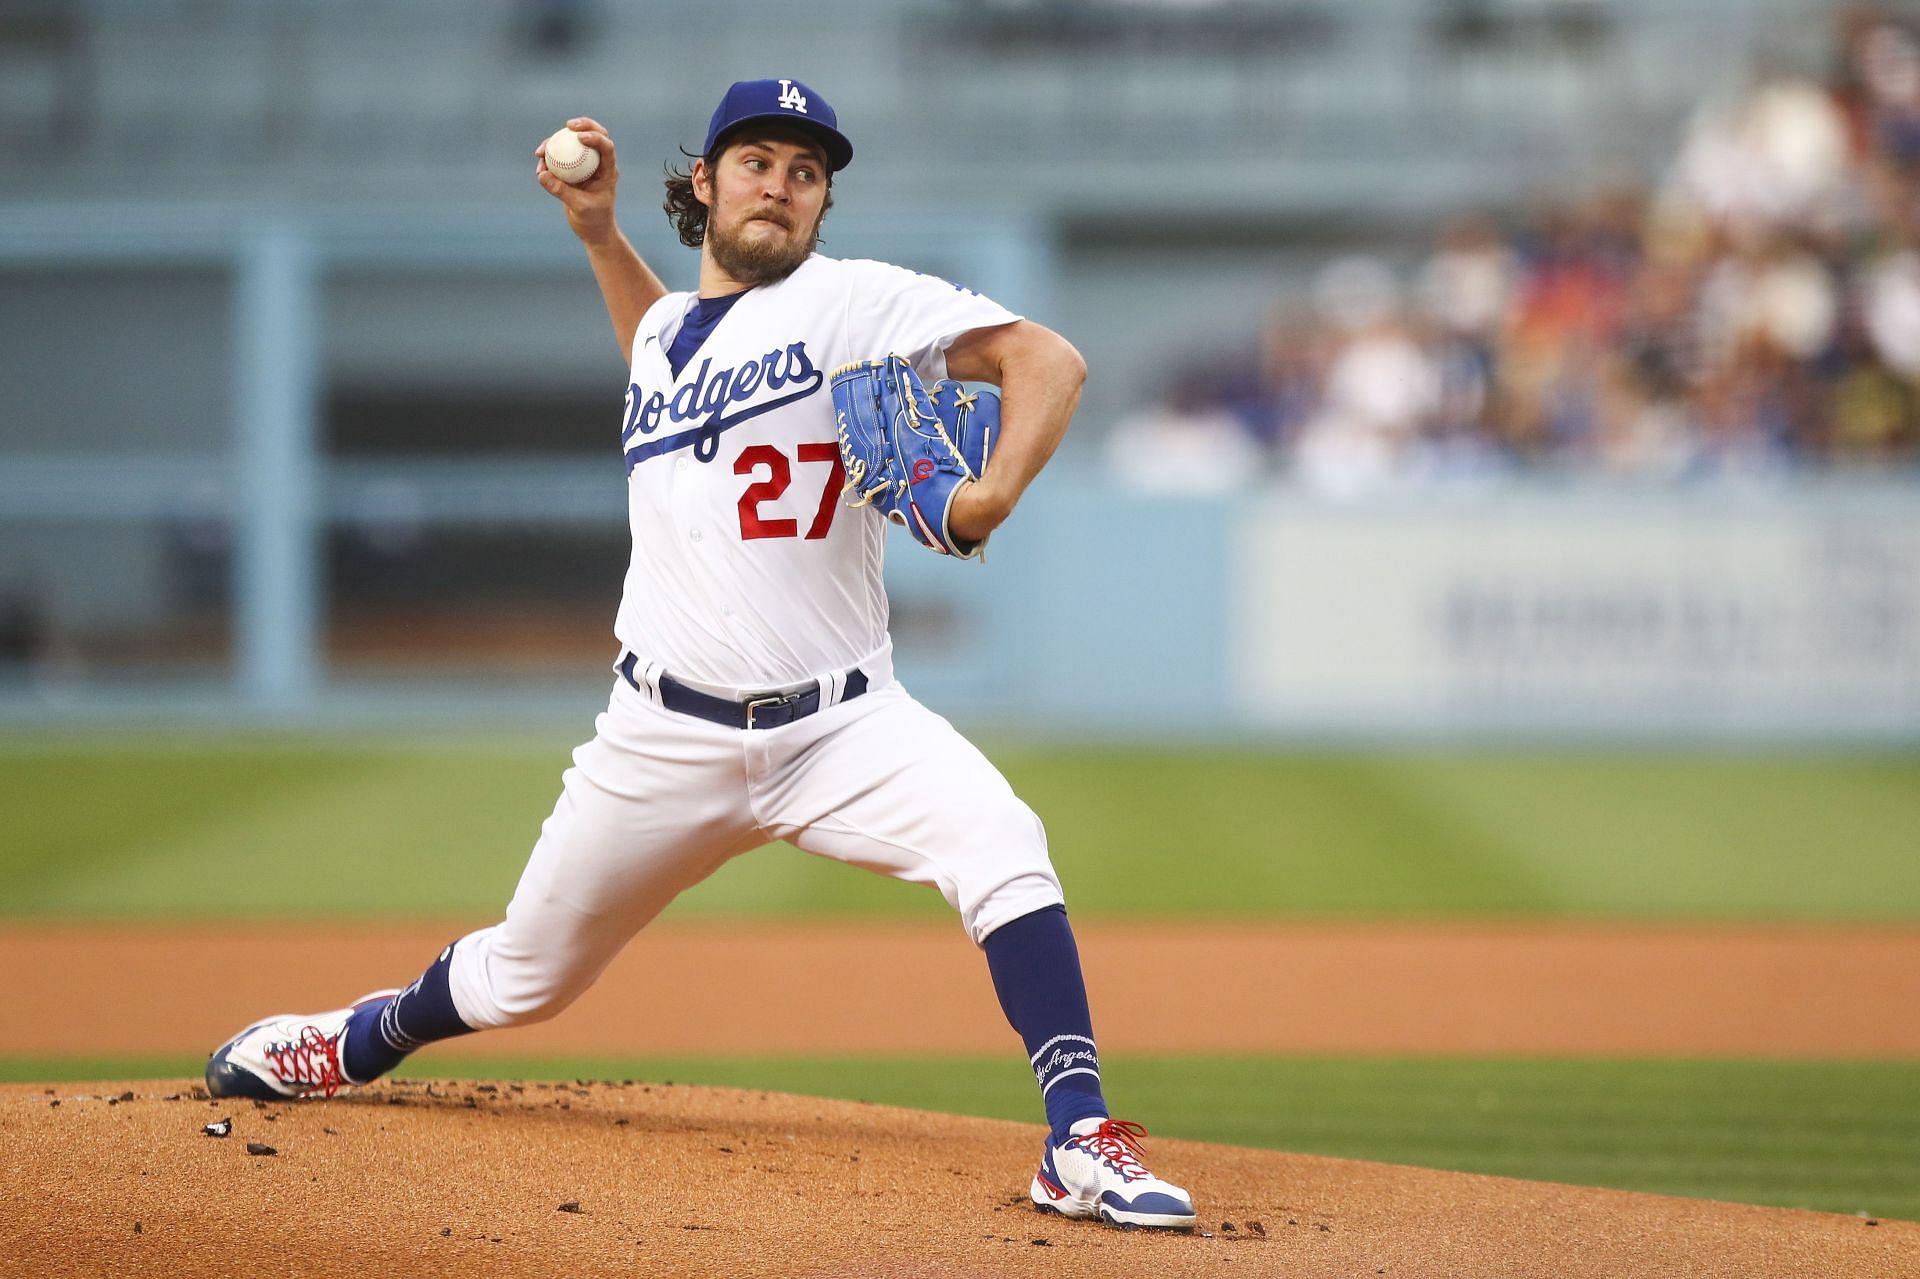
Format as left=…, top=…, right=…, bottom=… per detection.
left=614, top=254, right=1019, bottom=690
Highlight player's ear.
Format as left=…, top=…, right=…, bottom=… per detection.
left=692, top=158, right=713, bottom=208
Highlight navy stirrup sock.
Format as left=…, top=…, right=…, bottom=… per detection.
left=983, top=904, right=1110, bottom=1142
left=341, top=941, right=477, bottom=1084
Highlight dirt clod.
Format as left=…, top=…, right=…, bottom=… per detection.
left=558, top=1202, right=582, bottom=1214
left=245, top=1142, right=277, bottom=1156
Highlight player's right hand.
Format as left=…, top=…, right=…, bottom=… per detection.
left=536, top=116, right=619, bottom=244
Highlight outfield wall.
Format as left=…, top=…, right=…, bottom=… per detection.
left=890, top=482, right=1920, bottom=742
left=1231, top=490, right=1920, bottom=739
left=4, top=478, right=1916, bottom=743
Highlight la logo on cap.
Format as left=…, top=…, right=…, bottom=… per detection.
left=702, top=77, right=850, bottom=170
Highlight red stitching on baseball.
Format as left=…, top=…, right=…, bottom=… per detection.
left=548, top=141, right=594, bottom=176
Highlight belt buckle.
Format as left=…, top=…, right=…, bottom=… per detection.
left=743, top=691, right=797, bottom=730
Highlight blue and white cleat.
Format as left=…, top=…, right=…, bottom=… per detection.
left=1030, top=1118, right=1197, bottom=1231
left=204, top=990, right=398, bottom=1100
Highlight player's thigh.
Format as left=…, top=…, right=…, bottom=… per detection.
left=459, top=685, right=760, bottom=1023
left=760, top=685, right=1063, bottom=943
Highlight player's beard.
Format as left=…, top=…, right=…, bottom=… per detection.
left=706, top=205, right=820, bottom=286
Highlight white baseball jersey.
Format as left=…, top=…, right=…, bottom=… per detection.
left=614, top=253, right=1020, bottom=690
left=441, top=253, right=1061, bottom=1030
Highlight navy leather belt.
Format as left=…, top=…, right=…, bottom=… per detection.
left=620, top=652, right=868, bottom=730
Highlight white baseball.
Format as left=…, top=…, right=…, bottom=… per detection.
left=543, top=127, right=600, bottom=185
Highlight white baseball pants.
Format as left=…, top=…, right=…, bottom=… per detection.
left=446, top=653, right=1064, bottom=1032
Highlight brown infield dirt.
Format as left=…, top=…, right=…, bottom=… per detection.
left=4, top=920, right=1919, bottom=1277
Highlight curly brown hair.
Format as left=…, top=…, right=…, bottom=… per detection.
left=661, top=151, right=715, bottom=249
left=662, top=132, right=835, bottom=249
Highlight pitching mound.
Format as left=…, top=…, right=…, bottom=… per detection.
left=3, top=1081, right=1907, bottom=1278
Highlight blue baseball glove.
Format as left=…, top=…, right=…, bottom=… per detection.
left=830, top=355, right=999, bottom=558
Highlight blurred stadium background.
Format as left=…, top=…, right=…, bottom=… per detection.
left=3, top=0, right=1919, bottom=1222
left=0, top=0, right=1913, bottom=734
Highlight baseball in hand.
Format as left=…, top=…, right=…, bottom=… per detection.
left=543, top=127, right=600, bottom=185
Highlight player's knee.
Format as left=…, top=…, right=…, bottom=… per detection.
left=482, top=965, right=598, bottom=1027
left=951, top=802, right=1061, bottom=943
left=487, top=984, right=583, bottom=1028
left=965, top=868, right=1066, bottom=947
left=449, top=929, right=597, bottom=1030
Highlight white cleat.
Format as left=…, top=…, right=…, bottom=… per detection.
left=1029, top=1117, right=1198, bottom=1231
left=203, top=990, right=398, bottom=1100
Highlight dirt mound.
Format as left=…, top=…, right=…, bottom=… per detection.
left=2, top=1081, right=1908, bottom=1278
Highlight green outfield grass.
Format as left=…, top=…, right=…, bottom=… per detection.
left=8, top=1054, right=1915, bottom=1222
left=2, top=735, right=1917, bottom=922
left=3, top=733, right=1920, bottom=921
left=8, top=738, right=1915, bottom=1223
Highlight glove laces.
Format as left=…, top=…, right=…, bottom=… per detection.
left=1072, top=1119, right=1154, bottom=1181
left=836, top=409, right=893, bottom=508
left=262, top=1024, right=347, bottom=1098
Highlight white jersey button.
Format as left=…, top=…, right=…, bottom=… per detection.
left=677, top=457, right=689, bottom=470
left=690, top=528, right=703, bottom=542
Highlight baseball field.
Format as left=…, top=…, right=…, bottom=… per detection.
left=5, top=733, right=1918, bottom=1276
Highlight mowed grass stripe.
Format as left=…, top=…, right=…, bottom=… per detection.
left=0, top=738, right=567, bottom=919
left=8, top=1053, right=1915, bottom=1221
left=3, top=737, right=1918, bottom=921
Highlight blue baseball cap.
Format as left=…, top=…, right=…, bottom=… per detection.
left=703, top=78, right=853, bottom=172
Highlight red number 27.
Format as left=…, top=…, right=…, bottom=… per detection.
left=735, top=443, right=846, bottom=541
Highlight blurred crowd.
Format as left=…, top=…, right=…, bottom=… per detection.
left=1110, top=9, right=1920, bottom=494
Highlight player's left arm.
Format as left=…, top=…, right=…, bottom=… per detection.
left=941, top=319, right=1086, bottom=544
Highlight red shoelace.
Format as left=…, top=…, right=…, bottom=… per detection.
left=262, top=1025, right=346, bottom=1099
left=1072, top=1119, right=1153, bottom=1181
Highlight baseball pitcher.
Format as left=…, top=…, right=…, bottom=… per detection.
left=204, top=78, right=1195, bottom=1232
